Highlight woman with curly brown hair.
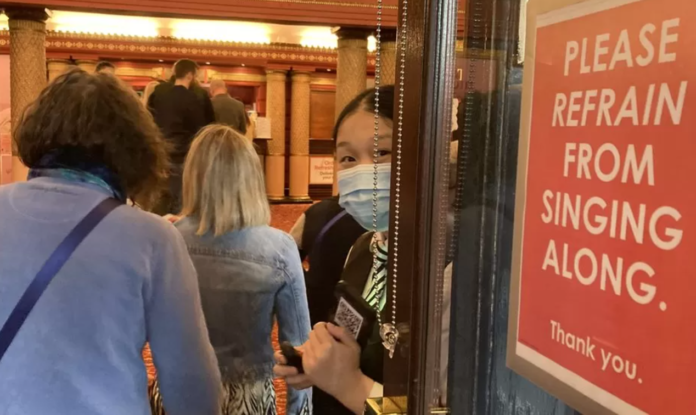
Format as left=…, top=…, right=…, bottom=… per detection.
left=0, top=69, right=222, bottom=415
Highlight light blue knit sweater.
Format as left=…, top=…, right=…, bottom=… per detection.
left=0, top=177, right=222, bottom=415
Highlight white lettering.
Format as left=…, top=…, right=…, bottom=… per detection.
left=649, top=206, right=683, bottom=250
left=593, top=33, right=610, bottom=72
left=565, top=41, right=579, bottom=76
left=636, top=23, right=656, bottom=66
left=609, top=29, right=634, bottom=70
left=626, top=262, right=656, bottom=304
left=659, top=18, right=680, bottom=63
left=654, top=81, right=688, bottom=125
left=553, top=93, right=567, bottom=127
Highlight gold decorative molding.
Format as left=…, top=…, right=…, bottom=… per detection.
left=115, top=67, right=162, bottom=78
left=0, top=30, right=389, bottom=68
left=44, top=30, right=335, bottom=52
left=238, top=0, right=461, bottom=13
left=310, top=76, right=336, bottom=86
left=47, top=59, right=72, bottom=81
left=207, top=70, right=266, bottom=83
left=51, top=41, right=337, bottom=63
left=259, top=0, right=397, bottom=9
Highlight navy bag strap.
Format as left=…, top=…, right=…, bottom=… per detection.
left=0, top=198, right=122, bottom=363
left=310, top=210, right=349, bottom=257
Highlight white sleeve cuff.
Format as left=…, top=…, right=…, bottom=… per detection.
left=369, top=382, right=383, bottom=398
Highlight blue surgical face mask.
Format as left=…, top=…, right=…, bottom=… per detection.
left=338, top=163, right=391, bottom=232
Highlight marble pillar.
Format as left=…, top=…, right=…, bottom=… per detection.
left=289, top=71, right=312, bottom=202
left=6, top=7, right=48, bottom=183
left=335, top=29, right=369, bottom=120
left=77, top=60, right=97, bottom=74
left=380, top=30, right=398, bottom=86
left=47, top=59, right=72, bottom=82
left=265, top=70, right=287, bottom=201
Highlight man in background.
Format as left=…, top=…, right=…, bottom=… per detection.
left=209, top=79, right=247, bottom=134
left=192, top=79, right=216, bottom=126
left=95, top=61, right=116, bottom=75
left=148, top=59, right=208, bottom=214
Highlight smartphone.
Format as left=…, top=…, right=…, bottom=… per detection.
left=331, top=281, right=377, bottom=348
left=280, top=341, right=304, bottom=374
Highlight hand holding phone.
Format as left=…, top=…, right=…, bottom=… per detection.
left=332, top=281, right=377, bottom=349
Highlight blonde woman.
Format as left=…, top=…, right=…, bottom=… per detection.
left=175, top=125, right=312, bottom=415
left=142, top=80, right=161, bottom=108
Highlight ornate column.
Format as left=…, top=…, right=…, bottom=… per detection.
left=265, top=70, right=287, bottom=201
left=77, top=60, right=97, bottom=74
left=289, top=71, right=312, bottom=202
left=335, top=28, right=369, bottom=120
left=6, top=7, right=48, bottom=183
left=380, top=30, right=398, bottom=85
left=47, top=59, right=72, bottom=82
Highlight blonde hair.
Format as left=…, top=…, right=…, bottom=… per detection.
left=181, top=124, right=270, bottom=236
left=209, top=79, right=227, bottom=93
left=142, top=80, right=160, bottom=106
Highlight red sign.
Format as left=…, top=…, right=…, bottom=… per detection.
left=510, top=0, right=696, bottom=413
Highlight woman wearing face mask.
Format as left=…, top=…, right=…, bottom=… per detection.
left=275, top=86, right=394, bottom=414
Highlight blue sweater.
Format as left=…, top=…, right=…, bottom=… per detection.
left=0, top=177, right=222, bottom=415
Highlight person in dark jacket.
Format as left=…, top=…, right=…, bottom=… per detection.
left=191, top=78, right=216, bottom=126
left=209, top=79, right=247, bottom=134
left=148, top=59, right=209, bottom=214
left=277, top=86, right=395, bottom=415
left=290, top=196, right=365, bottom=327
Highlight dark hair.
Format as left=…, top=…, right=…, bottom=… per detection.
left=332, top=85, right=395, bottom=141
left=15, top=68, right=169, bottom=208
left=173, top=59, right=199, bottom=80
left=95, top=61, right=115, bottom=72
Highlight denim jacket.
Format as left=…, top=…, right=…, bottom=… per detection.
left=175, top=218, right=312, bottom=414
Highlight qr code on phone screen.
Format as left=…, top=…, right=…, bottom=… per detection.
left=334, top=297, right=364, bottom=339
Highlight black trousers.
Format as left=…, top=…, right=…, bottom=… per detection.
left=312, top=387, right=353, bottom=415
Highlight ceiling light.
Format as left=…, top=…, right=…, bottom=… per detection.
left=241, top=63, right=246, bottom=67
left=170, top=20, right=270, bottom=44
left=206, top=62, right=211, bottom=65
left=158, top=59, right=164, bottom=63
left=49, top=11, right=159, bottom=37
left=300, top=27, right=337, bottom=49
left=367, top=35, right=377, bottom=52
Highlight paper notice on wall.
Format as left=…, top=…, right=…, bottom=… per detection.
left=309, top=156, right=334, bottom=185
left=255, top=117, right=271, bottom=139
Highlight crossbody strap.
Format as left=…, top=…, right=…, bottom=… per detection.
left=309, top=210, right=349, bottom=258
left=0, top=198, right=122, bottom=363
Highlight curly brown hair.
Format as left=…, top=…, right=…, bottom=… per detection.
left=14, top=68, right=169, bottom=209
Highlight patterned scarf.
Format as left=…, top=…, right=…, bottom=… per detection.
left=27, top=149, right=126, bottom=202
left=363, top=233, right=389, bottom=312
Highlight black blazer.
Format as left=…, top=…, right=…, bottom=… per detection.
left=302, top=197, right=365, bottom=326
left=313, top=232, right=384, bottom=415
